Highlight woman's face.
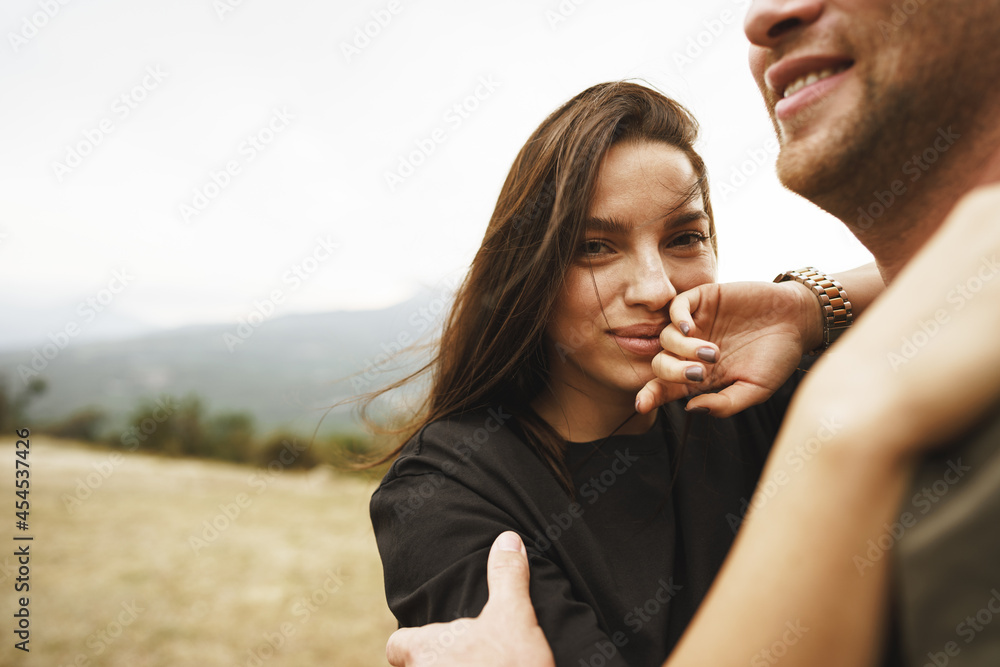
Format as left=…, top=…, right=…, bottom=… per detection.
left=545, top=140, right=718, bottom=401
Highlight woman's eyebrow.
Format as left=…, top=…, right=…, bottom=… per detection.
left=584, top=215, right=631, bottom=234
left=666, top=210, right=709, bottom=228
left=585, top=209, right=707, bottom=234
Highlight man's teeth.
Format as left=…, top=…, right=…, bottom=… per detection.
left=783, top=65, right=849, bottom=98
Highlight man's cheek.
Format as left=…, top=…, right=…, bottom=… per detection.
left=748, top=47, right=769, bottom=88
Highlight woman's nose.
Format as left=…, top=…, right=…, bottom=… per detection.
left=623, top=252, right=676, bottom=311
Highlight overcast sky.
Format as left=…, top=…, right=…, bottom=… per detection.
left=0, top=0, right=872, bottom=349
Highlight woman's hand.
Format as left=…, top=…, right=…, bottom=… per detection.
left=635, top=279, right=822, bottom=417
left=635, top=263, right=885, bottom=418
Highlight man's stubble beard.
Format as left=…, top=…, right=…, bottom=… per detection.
left=774, top=71, right=911, bottom=235
left=772, top=2, right=1000, bottom=239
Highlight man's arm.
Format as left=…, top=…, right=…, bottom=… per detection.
left=667, top=183, right=1000, bottom=666
left=384, top=184, right=1000, bottom=666
left=386, top=532, right=555, bottom=667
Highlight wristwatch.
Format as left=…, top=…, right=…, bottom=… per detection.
left=773, top=266, right=853, bottom=354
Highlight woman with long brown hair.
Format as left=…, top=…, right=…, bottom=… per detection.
left=368, top=81, right=882, bottom=666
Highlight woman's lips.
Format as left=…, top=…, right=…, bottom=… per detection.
left=609, top=333, right=663, bottom=356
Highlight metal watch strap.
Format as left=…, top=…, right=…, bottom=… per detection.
left=773, top=266, right=854, bottom=354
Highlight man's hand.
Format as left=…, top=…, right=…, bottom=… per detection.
left=635, top=280, right=821, bottom=417
left=385, top=532, right=555, bottom=667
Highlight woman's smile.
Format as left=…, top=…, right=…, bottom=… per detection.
left=607, top=321, right=669, bottom=357
left=544, top=140, right=717, bottom=405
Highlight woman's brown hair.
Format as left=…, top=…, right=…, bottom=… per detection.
left=363, top=81, right=716, bottom=492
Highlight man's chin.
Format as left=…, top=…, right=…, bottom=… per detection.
left=775, top=151, right=822, bottom=200
left=774, top=132, right=854, bottom=208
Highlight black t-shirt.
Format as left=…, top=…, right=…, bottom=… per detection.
left=370, top=365, right=807, bottom=667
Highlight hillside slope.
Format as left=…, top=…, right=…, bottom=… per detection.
left=0, top=436, right=396, bottom=666
left=0, top=290, right=446, bottom=435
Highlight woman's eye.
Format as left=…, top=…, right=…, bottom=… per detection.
left=581, top=239, right=611, bottom=255
left=668, top=232, right=708, bottom=248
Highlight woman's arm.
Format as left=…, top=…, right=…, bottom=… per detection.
left=371, top=425, right=633, bottom=666
left=384, top=183, right=1000, bottom=666
left=635, top=263, right=885, bottom=417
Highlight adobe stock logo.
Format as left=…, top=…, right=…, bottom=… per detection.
left=179, top=107, right=294, bottom=224
left=213, top=0, right=247, bottom=21
left=877, top=0, right=930, bottom=40
left=383, top=76, right=501, bottom=192
left=7, top=0, right=72, bottom=52
left=51, top=66, right=168, bottom=183
left=886, top=254, right=999, bottom=371
left=223, top=235, right=339, bottom=351
left=669, top=0, right=751, bottom=73
left=544, top=0, right=589, bottom=30
left=856, top=127, right=959, bottom=231
left=17, top=269, right=135, bottom=384
left=340, top=0, right=403, bottom=62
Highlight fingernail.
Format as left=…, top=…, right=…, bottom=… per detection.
left=635, top=396, right=643, bottom=413
left=497, top=532, right=522, bottom=552
left=686, top=406, right=710, bottom=415
left=678, top=322, right=691, bottom=336
left=696, top=347, right=717, bottom=363
left=685, top=366, right=704, bottom=382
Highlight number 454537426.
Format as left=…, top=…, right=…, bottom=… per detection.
left=15, top=428, right=29, bottom=529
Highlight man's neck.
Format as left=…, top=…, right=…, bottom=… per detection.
left=844, top=131, right=1000, bottom=284
left=855, top=194, right=957, bottom=285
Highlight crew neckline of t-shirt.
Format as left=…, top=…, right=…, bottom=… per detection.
left=563, top=409, right=671, bottom=455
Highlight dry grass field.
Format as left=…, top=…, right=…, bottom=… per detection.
left=0, top=435, right=397, bottom=667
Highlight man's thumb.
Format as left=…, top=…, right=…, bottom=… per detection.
left=484, top=532, right=535, bottom=617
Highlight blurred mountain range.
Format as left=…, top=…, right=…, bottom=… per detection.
left=0, top=289, right=449, bottom=436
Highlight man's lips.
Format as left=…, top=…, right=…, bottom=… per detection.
left=773, top=67, right=851, bottom=121
left=765, top=55, right=854, bottom=121
left=765, top=55, right=855, bottom=98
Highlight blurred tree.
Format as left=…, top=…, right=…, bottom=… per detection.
left=119, top=394, right=261, bottom=463
left=203, top=411, right=255, bottom=462
left=256, top=431, right=318, bottom=470
left=0, top=374, right=48, bottom=433
left=45, top=407, right=107, bottom=442
left=121, top=394, right=204, bottom=456
left=323, top=432, right=386, bottom=479
left=171, top=395, right=206, bottom=457
left=0, top=376, right=8, bottom=434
